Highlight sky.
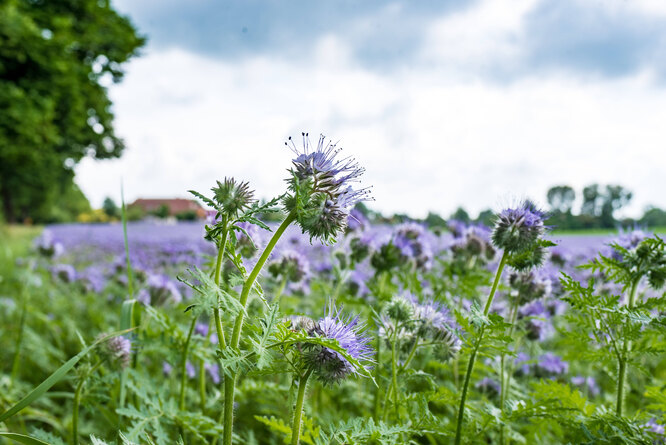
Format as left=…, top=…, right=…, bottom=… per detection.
left=76, top=0, right=666, bottom=219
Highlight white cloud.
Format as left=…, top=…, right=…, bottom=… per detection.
left=77, top=0, right=666, bottom=220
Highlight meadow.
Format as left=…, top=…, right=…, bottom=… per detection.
left=1, top=139, right=665, bottom=445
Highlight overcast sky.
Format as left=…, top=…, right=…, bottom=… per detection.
left=76, top=0, right=666, bottom=219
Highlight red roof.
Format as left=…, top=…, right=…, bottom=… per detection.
left=130, top=198, right=206, bottom=217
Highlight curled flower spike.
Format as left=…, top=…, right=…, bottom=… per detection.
left=492, top=201, right=547, bottom=253
left=99, top=335, right=132, bottom=369
left=284, top=133, right=371, bottom=243
left=268, top=249, right=310, bottom=283
left=212, top=177, right=255, bottom=219
left=302, top=301, right=374, bottom=384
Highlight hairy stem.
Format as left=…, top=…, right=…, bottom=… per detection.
left=616, top=279, right=640, bottom=416
left=291, top=369, right=313, bottom=445
left=454, top=250, right=508, bottom=445
left=499, top=298, right=520, bottom=445
left=179, top=315, right=198, bottom=411
left=391, top=325, right=400, bottom=420
left=72, top=361, right=102, bottom=445
left=223, top=213, right=295, bottom=445
left=214, top=219, right=230, bottom=350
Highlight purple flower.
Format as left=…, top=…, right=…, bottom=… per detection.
left=644, top=418, right=665, bottom=442
left=571, top=375, right=600, bottom=397
left=34, top=230, right=64, bottom=258
left=536, top=353, right=568, bottom=376
left=162, top=361, right=173, bottom=376
left=205, top=363, right=221, bottom=384
left=476, top=377, right=500, bottom=397
left=393, top=222, right=433, bottom=270
left=492, top=202, right=547, bottom=253
left=195, top=322, right=209, bottom=337
left=234, top=221, right=261, bottom=258
left=519, top=300, right=554, bottom=341
left=284, top=133, right=371, bottom=243
left=303, top=301, right=374, bottom=384
left=137, top=274, right=182, bottom=306
left=186, top=361, right=196, bottom=379
left=514, top=352, right=532, bottom=376
left=51, top=264, right=76, bottom=283
left=104, top=335, right=131, bottom=369
left=268, top=249, right=309, bottom=283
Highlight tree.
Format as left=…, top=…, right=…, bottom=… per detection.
left=0, top=0, right=144, bottom=222
left=599, top=184, right=632, bottom=228
left=547, top=185, right=575, bottom=214
left=450, top=207, right=470, bottom=223
left=581, top=184, right=602, bottom=217
left=102, top=197, right=118, bottom=218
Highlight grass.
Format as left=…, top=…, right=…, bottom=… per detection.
left=0, top=224, right=43, bottom=277
left=550, top=226, right=666, bottom=236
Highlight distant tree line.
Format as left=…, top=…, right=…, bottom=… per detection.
left=354, top=184, right=666, bottom=231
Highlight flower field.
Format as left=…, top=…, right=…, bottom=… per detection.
left=1, top=138, right=665, bottom=445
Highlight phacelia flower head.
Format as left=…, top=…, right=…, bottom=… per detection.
left=211, top=177, right=255, bottom=219
left=136, top=274, right=182, bottom=306
left=35, top=230, right=64, bottom=258
left=302, top=301, right=374, bottom=384
left=99, top=335, right=132, bottom=369
left=284, top=133, right=371, bottom=243
left=268, top=249, right=310, bottom=283
left=492, top=201, right=547, bottom=254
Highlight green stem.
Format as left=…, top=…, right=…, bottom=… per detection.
left=291, top=369, right=313, bottom=445
left=223, top=213, right=295, bottom=445
left=11, top=288, right=28, bottom=383
left=214, top=220, right=229, bottom=350
left=275, top=275, right=288, bottom=304
left=198, top=356, right=207, bottom=413
left=390, top=326, right=400, bottom=420
left=179, top=315, right=199, bottom=411
left=499, top=298, right=520, bottom=445
left=616, top=279, right=639, bottom=417
left=121, top=183, right=134, bottom=298
left=372, top=334, right=382, bottom=420
left=454, top=250, right=508, bottom=445
left=72, top=361, right=102, bottom=445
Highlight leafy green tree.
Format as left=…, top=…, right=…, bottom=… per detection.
left=547, top=185, right=575, bottom=214
left=599, top=184, right=632, bottom=228
left=102, top=197, right=118, bottom=218
left=581, top=184, right=601, bottom=217
left=641, top=206, right=666, bottom=228
left=0, top=0, right=144, bottom=222
left=450, top=206, right=470, bottom=223
left=475, top=209, right=494, bottom=226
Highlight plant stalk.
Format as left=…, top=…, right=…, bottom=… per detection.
left=223, top=213, right=295, bottom=445
left=454, top=250, right=508, bottom=445
left=179, top=315, right=199, bottom=411
left=616, top=279, right=640, bottom=416
left=291, top=369, right=313, bottom=445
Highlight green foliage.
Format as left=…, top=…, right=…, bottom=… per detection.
left=0, top=0, right=144, bottom=222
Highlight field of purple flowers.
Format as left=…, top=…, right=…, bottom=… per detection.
left=1, top=135, right=665, bottom=445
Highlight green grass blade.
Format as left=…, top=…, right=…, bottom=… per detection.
left=121, top=182, right=134, bottom=297
left=119, top=299, right=137, bottom=408
left=0, top=432, right=50, bottom=445
left=0, top=329, right=131, bottom=423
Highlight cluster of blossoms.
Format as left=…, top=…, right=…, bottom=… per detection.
left=136, top=273, right=183, bottom=306
left=34, top=230, right=64, bottom=258
left=100, top=335, right=132, bottom=369
left=268, top=249, right=310, bottom=284
left=288, top=302, right=373, bottom=385
left=449, top=221, right=496, bottom=264
left=491, top=201, right=549, bottom=271
left=379, top=292, right=461, bottom=360
left=284, top=133, right=370, bottom=243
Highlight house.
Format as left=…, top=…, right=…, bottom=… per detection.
left=130, top=198, right=207, bottom=219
